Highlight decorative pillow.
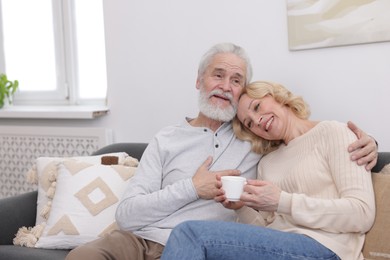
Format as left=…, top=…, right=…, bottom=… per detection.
left=362, top=164, right=390, bottom=260
left=26, top=152, right=129, bottom=225
left=14, top=155, right=138, bottom=249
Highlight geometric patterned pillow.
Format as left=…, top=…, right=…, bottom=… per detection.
left=28, top=153, right=129, bottom=225
left=14, top=156, right=138, bottom=249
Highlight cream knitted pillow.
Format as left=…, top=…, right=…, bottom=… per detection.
left=362, top=164, right=390, bottom=260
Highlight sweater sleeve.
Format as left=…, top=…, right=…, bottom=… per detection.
left=236, top=206, right=274, bottom=226
left=277, top=122, right=375, bottom=233
left=115, top=137, right=199, bottom=231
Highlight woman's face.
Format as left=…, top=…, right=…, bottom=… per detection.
left=237, top=93, right=286, bottom=141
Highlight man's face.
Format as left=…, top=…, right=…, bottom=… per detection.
left=197, top=53, right=247, bottom=122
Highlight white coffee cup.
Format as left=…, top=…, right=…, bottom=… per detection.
left=221, top=176, right=246, bottom=201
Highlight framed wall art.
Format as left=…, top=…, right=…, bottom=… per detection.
left=287, top=0, right=390, bottom=50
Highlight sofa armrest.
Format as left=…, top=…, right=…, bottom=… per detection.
left=0, top=191, right=38, bottom=245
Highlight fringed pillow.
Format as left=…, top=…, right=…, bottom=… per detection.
left=14, top=154, right=138, bottom=249
left=25, top=153, right=129, bottom=225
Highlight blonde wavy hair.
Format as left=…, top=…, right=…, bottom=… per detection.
left=233, top=81, right=311, bottom=154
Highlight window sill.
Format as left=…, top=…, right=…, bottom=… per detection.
left=0, top=105, right=109, bottom=119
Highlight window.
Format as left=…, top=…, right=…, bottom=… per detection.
left=0, top=0, right=107, bottom=106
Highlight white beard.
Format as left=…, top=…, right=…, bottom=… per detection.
left=198, top=89, right=237, bottom=122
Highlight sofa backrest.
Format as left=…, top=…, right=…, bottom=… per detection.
left=92, top=142, right=148, bottom=161
left=92, top=143, right=389, bottom=173
left=372, top=152, right=390, bottom=173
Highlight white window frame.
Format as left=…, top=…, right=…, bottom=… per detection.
left=0, top=0, right=106, bottom=106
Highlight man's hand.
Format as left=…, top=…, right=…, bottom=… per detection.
left=214, top=175, right=245, bottom=210
left=347, top=121, right=378, bottom=171
left=192, top=157, right=240, bottom=200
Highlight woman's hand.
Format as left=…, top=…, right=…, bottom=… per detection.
left=215, top=177, right=281, bottom=212
left=241, top=179, right=281, bottom=212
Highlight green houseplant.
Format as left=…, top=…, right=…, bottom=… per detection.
left=0, top=73, right=19, bottom=108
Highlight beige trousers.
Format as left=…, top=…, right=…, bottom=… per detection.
left=65, top=230, right=164, bottom=260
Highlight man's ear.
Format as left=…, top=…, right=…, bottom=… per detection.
left=196, top=78, right=201, bottom=90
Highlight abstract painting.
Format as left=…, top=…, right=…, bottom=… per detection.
left=287, top=0, right=390, bottom=50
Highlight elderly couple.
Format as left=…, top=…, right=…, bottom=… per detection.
left=67, top=43, right=377, bottom=260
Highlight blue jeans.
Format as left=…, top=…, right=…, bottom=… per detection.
left=161, top=220, right=341, bottom=260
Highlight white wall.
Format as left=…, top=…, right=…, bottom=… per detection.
left=101, top=0, right=390, bottom=151
left=2, top=0, right=390, bottom=151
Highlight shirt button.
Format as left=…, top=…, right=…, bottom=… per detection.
left=215, top=144, right=219, bottom=148
left=204, top=129, right=207, bottom=132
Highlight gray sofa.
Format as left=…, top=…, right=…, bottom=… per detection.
left=0, top=142, right=389, bottom=260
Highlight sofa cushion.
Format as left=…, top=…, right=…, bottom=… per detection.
left=362, top=164, right=390, bottom=260
left=0, top=245, right=69, bottom=260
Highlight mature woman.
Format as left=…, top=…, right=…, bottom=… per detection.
left=161, top=81, right=375, bottom=260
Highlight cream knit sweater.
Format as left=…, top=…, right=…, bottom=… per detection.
left=237, top=121, right=375, bottom=260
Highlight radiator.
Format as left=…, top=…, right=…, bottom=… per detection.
left=0, top=126, right=113, bottom=198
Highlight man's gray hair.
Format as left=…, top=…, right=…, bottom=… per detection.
left=198, top=43, right=253, bottom=85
